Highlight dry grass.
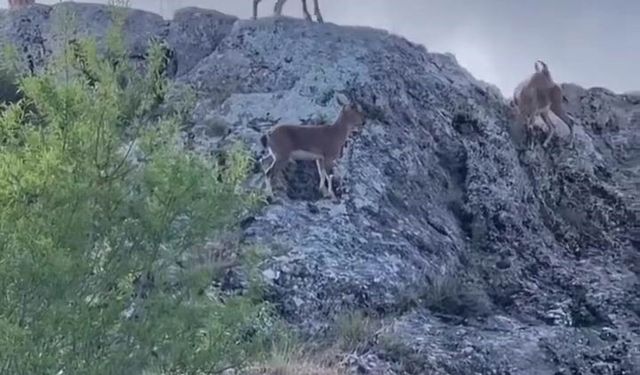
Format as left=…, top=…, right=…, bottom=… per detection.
left=244, top=344, right=346, bottom=375
left=422, top=273, right=492, bottom=318
left=244, top=310, right=383, bottom=374
left=245, top=361, right=344, bottom=375
left=240, top=311, right=388, bottom=375
left=331, top=310, right=379, bottom=353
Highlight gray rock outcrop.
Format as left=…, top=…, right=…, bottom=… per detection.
left=1, top=3, right=638, bottom=374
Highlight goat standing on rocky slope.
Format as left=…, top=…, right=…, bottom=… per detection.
left=7, top=0, right=34, bottom=10
left=512, top=60, right=574, bottom=148
left=260, top=94, right=365, bottom=199
left=253, top=0, right=324, bottom=23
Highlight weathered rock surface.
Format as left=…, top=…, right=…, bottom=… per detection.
left=1, top=3, right=638, bottom=374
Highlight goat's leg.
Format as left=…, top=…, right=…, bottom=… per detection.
left=550, top=86, right=575, bottom=148
left=259, top=154, right=273, bottom=166
left=318, top=164, right=335, bottom=199
left=542, top=129, right=555, bottom=148
left=260, top=151, right=274, bottom=166
left=316, top=161, right=334, bottom=199
left=325, top=170, right=337, bottom=199
left=566, top=117, right=575, bottom=148
left=301, top=0, right=313, bottom=21
left=540, top=111, right=556, bottom=148
left=263, top=155, right=277, bottom=176
left=313, top=0, right=324, bottom=23
left=323, top=159, right=337, bottom=199
left=274, top=0, right=287, bottom=16
left=557, top=113, right=575, bottom=148
left=523, top=115, right=534, bottom=150
left=264, top=176, right=274, bottom=197
left=315, top=159, right=327, bottom=193
left=260, top=147, right=277, bottom=168
left=252, top=0, right=261, bottom=19
left=556, top=111, right=575, bottom=148
left=529, top=117, right=537, bottom=149
left=260, top=152, right=275, bottom=193
left=565, top=116, right=575, bottom=148
left=326, top=159, right=338, bottom=190
left=263, top=157, right=277, bottom=196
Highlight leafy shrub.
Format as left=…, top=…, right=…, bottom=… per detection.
left=330, top=310, right=378, bottom=353
left=0, top=4, right=279, bottom=375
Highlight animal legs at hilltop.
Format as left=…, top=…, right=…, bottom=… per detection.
left=253, top=0, right=324, bottom=23
left=8, top=0, right=34, bottom=10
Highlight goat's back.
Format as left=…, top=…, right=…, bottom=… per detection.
left=266, top=124, right=344, bottom=159
left=514, top=73, right=555, bottom=116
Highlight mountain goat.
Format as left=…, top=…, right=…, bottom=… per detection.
left=260, top=94, right=365, bottom=199
left=253, top=0, right=324, bottom=23
left=512, top=60, right=574, bottom=148
left=7, top=0, right=35, bottom=10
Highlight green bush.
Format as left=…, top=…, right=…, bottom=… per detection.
left=0, top=4, right=278, bottom=375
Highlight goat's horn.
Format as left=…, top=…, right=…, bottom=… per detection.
left=534, top=60, right=548, bottom=72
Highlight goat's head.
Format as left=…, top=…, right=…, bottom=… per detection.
left=336, top=93, right=366, bottom=133
left=534, top=59, right=553, bottom=80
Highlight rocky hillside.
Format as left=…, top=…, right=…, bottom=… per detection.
left=1, top=3, right=639, bottom=374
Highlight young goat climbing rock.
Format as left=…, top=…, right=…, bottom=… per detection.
left=7, top=0, right=34, bottom=10
left=260, top=94, right=365, bottom=200
left=512, top=60, right=574, bottom=148
left=253, top=0, right=324, bottom=23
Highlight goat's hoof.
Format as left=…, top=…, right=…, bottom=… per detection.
left=327, top=190, right=338, bottom=201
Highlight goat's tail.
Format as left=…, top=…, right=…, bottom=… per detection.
left=260, top=134, right=268, bottom=149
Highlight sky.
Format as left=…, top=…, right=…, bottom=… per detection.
left=18, top=1, right=640, bottom=96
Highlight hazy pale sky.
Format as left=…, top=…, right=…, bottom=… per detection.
left=18, top=1, right=640, bottom=96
